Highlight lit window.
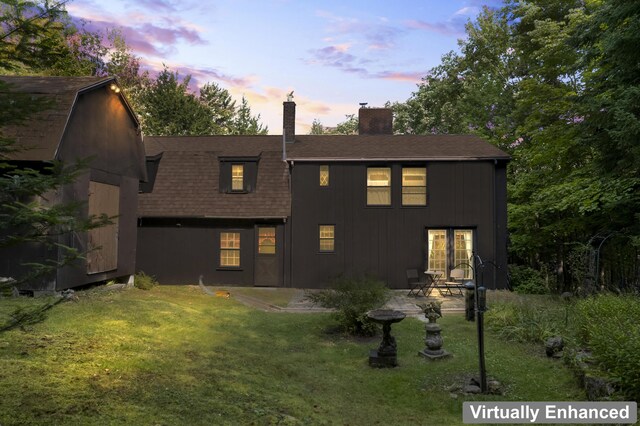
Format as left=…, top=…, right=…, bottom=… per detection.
left=231, top=165, right=244, bottom=191
left=258, top=227, right=276, bottom=254
left=402, top=167, right=426, bottom=205
left=220, top=232, right=240, bottom=267
left=319, top=225, right=335, bottom=252
left=367, top=167, right=391, bottom=205
left=427, top=229, right=474, bottom=279
left=320, top=165, right=329, bottom=186
left=428, top=230, right=447, bottom=273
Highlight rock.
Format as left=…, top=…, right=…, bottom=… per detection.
left=584, top=374, right=615, bottom=400
left=488, top=380, right=502, bottom=394
left=545, top=336, right=564, bottom=357
left=463, top=384, right=482, bottom=394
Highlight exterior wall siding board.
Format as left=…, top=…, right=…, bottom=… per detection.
left=291, top=161, right=507, bottom=289
left=53, top=88, right=142, bottom=291
left=136, top=219, right=287, bottom=286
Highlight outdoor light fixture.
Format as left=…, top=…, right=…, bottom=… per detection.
left=109, top=83, right=121, bottom=93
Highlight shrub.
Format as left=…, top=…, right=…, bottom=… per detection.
left=573, top=294, right=640, bottom=401
left=485, top=297, right=564, bottom=343
left=509, top=264, right=547, bottom=294
left=134, top=271, right=158, bottom=290
left=306, top=275, right=390, bottom=336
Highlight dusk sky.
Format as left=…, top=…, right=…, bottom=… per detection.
left=68, top=0, right=501, bottom=134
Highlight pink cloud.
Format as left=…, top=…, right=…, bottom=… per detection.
left=375, top=71, right=424, bottom=83
left=405, top=19, right=465, bottom=37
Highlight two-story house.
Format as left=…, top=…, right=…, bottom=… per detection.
left=137, top=103, right=510, bottom=289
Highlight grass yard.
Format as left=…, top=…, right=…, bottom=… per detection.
left=0, top=286, right=584, bottom=425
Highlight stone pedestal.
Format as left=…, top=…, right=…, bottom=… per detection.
left=367, top=309, right=406, bottom=368
left=419, top=322, right=451, bottom=360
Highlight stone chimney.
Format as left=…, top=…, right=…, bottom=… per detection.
left=283, top=101, right=296, bottom=143
left=358, top=107, right=393, bottom=135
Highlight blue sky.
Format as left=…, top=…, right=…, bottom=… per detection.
left=68, top=0, right=501, bottom=133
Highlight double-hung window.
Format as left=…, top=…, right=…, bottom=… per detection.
left=367, top=167, right=391, bottom=206
left=231, top=164, right=244, bottom=191
left=402, top=167, right=426, bottom=205
left=319, top=225, right=335, bottom=252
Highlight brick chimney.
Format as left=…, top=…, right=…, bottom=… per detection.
left=283, top=101, right=296, bottom=143
left=358, top=107, right=393, bottom=135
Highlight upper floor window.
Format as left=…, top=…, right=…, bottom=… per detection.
left=219, top=156, right=258, bottom=193
left=367, top=167, right=391, bottom=206
left=402, top=167, right=427, bottom=206
left=319, top=165, right=330, bottom=187
left=231, top=164, right=244, bottom=191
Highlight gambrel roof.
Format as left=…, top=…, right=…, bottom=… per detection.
left=0, top=75, right=139, bottom=161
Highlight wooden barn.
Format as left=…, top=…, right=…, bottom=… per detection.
left=137, top=103, right=510, bottom=289
left=0, top=76, right=146, bottom=294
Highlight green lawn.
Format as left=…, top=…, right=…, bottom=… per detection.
left=0, top=286, right=584, bottom=425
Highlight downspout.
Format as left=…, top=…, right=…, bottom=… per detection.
left=492, top=159, right=497, bottom=289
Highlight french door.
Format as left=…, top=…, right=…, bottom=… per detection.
left=426, top=229, right=474, bottom=280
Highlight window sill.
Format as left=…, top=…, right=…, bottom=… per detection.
left=317, top=251, right=336, bottom=255
left=217, top=267, right=243, bottom=271
left=227, top=190, right=249, bottom=194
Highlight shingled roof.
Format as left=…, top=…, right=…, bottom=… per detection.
left=0, top=76, right=128, bottom=161
left=138, top=136, right=290, bottom=219
left=286, top=134, right=510, bottom=161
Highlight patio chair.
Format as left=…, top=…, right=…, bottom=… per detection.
left=443, top=268, right=465, bottom=296
left=406, top=269, right=429, bottom=297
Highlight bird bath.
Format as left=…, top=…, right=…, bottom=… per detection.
left=367, top=309, right=406, bottom=367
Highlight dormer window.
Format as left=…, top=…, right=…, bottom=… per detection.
left=219, top=156, right=259, bottom=193
left=232, top=164, right=244, bottom=191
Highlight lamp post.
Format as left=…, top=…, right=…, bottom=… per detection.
left=472, top=252, right=488, bottom=393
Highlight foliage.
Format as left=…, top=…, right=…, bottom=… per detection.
left=306, top=275, right=390, bottom=336
left=508, top=264, right=548, bottom=294
left=0, top=0, right=70, bottom=72
left=487, top=292, right=640, bottom=400
left=230, top=95, right=268, bottom=135
left=334, top=114, right=358, bottom=135
left=134, top=67, right=267, bottom=136
left=573, top=294, right=640, bottom=400
left=395, top=0, right=640, bottom=292
left=0, top=286, right=584, bottom=424
left=309, top=118, right=325, bottom=135
left=418, top=300, right=442, bottom=322
left=133, top=271, right=157, bottom=290
left=485, top=295, right=564, bottom=343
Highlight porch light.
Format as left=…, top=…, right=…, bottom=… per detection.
left=109, top=83, right=121, bottom=93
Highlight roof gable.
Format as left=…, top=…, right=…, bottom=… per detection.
left=0, top=76, right=136, bottom=161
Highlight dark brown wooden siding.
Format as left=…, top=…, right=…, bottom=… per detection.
left=136, top=219, right=286, bottom=286
left=53, top=87, right=143, bottom=290
left=289, top=161, right=508, bottom=289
